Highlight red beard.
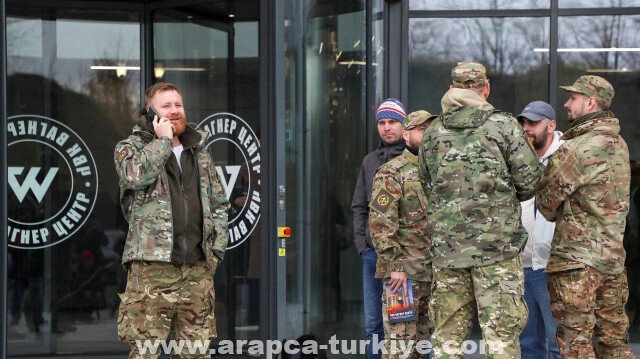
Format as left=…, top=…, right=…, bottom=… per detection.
left=171, top=116, right=187, bottom=137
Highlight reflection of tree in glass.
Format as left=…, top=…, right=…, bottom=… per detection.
left=86, top=58, right=138, bottom=136
left=410, top=17, right=550, bottom=75
left=410, top=3, right=640, bottom=73
left=411, top=0, right=638, bottom=11
left=6, top=17, right=43, bottom=74
left=559, top=15, right=640, bottom=70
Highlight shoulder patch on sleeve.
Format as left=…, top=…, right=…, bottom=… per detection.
left=117, top=149, right=128, bottom=164
left=384, top=180, right=400, bottom=195
left=371, top=188, right=396, bottom=212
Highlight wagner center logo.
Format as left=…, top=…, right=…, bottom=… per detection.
left=197, top=113, right=260, bottom=250
left=7, top=115, right=98, bottom=249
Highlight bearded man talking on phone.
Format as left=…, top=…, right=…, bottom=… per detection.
left=114, top=82, right=229, bottom=359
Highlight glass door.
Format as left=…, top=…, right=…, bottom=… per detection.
left=150, top=2, right=262, bottom=350
left=6, top=6, right=140, bottom=356
left=282, top=1, right=379, bottom=356
left=5, top=1, right=262, bottom=357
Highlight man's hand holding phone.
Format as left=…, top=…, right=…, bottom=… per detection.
left=147, top=107, right=174, bottom=139
left=147, top=106, right=160, bottom=123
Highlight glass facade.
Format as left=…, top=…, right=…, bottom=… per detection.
left=559, top=0, right=640, bottom=8
left=2, top=0, right=640, bottom=357
left=6, top=8, right=140, bottom=355
left=410, top=0, right=550, bottom=10
left=408, top=0, right=640, bottom=346
left=283, top=0, right=377, bottom=350
left=408, top=16, right=551, bottom=114
left=5, top=2, right=261, bottom=356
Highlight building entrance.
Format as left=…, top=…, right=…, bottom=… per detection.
left=5, top=1, right=261, bottom=356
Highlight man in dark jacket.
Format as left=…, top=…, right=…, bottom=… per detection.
left=352, top=98, right=406, bottom=359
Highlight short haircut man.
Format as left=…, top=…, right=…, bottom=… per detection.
left=115, top=82, right=229, bottom=358
left=537, top=75, right=635, bottom=358
left=370, top=110, right=436, bottom=359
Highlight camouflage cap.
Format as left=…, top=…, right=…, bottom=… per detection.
left=403, top=110, right=437, bottom=130
left=451, top=62, right=487, bottom=89
left=559, top=75, right=615, bottom=109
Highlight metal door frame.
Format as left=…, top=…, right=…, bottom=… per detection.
left=259, top=0, right=287, bottom=347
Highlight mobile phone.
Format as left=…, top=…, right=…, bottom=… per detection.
left=147, top=107, right=160, bottom=123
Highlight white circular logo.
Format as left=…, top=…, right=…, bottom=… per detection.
left=7, top=115, right=98, bottom=249
left=197, top=113, right=261, bottom=250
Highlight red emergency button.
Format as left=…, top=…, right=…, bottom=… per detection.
left=278, top=227, right=291, bottom=238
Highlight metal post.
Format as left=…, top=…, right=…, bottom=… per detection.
left=1, top=0, right=9, bottom=357
left=260, top=0, right=287, bottom=351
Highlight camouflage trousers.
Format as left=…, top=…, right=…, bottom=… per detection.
left=117, top=260, right=216, bottom=359
left=428, top=256, right=527, bottom=359
left=381, top=279, right=432, bottom=359
left=548, top=266, right=635, bottom=359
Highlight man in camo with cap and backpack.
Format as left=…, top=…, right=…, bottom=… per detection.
left=418, top=62, right=542, bottom=358
left=536, top=75, right=635, bottom=358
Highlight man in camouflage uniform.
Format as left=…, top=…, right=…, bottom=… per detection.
left=418, top=62, right=542, bottom=358
left=114, top=82, right=229, bottom=359
left=536, top=75, right=635, bottom=358
left=370, top=110, right=437, bottom=359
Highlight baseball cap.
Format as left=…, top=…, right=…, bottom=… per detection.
left=403, top=110, right=437, bottom=130
left=451, top=62, right=487, bottom=89
left=559, top=75, right=615, bottom=109
left=516, top=101, right=556, bottom=122
left=376, top=98, right=407, bottom=123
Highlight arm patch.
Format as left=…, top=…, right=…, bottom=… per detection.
left=371, top=188, right=398, bottom=212
left=384, top=180, right=400, bottom=194
left=117, top=149, right=128, bottom=164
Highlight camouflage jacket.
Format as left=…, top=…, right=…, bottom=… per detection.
left=536, top=111, right=630, bottom=274
left=114, top=118, right=230, bottom=269
left=418, top=88, right=542, bottom=268
left=369, top=149, right=431, bottom=280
